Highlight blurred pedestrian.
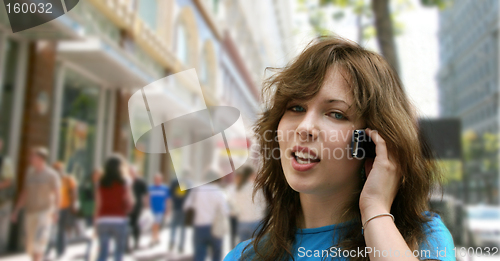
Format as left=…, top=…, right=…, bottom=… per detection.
left=95, top=155, right=134, bottom=261
left=0, top=138, right=14, bottom=252
left=0, top=138, right=14, bottom=190
left=183, top=169, right=229, bottom=261
left=128, top=165, right=148, bottom=251
left=45, top=161, right=78, bottom=259
left=79, top=168, right=101, bottom=227
left=234, top=166, right=265, bottom=243
left=11, top=147, right=61, bottom=261
left=79, top=168, right=101, bottom=261
left=226, top=172, right=242, bottom=248
left=148, top=173, right=170, bottom=246
left=168, top=173, right=190, bottom=253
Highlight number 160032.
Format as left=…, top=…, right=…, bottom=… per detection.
left=452, top=247, right=499, bottom=257
left=6, top=3, right=53, bottom=14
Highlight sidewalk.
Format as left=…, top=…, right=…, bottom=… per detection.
left=2, top=226, right=233, bottom=261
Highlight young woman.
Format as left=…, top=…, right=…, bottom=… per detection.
left=224, top=36, right=455, bottom=261
left=95, top=155, right=134, bottom=261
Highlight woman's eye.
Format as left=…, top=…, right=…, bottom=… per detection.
left=330, top=112, right=345, bottom=120
left=290, top=105, right=305, bottom=112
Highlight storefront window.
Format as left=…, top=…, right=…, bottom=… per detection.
left=58, top=69, right=99, bottom=184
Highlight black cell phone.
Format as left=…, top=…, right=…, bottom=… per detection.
left=351, top=129, right=376, bottom=159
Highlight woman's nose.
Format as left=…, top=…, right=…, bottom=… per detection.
left=295, top=113, right=320, bottom=141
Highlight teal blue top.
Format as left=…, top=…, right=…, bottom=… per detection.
left=224, top=211, right=455, bottom=260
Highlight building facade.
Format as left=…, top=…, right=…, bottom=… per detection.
left=437, top=0, right=499, bottom=204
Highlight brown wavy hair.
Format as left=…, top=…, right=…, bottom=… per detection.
left=242, top=36, right=443, bottom=260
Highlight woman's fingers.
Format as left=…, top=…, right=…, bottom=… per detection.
left=365, top=128, right=400, bottom=180
left=365, top=128, right=389, bottom=162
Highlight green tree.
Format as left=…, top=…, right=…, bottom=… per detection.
left=303, top=0, right=452, bottom=73
left=461, top=130, right=499, bottom=204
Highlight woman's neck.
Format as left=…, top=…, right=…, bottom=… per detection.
left=298, top=188, right=357, bottom=229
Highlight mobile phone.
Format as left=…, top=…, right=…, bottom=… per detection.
left=351, top=129, right=376, bottom=159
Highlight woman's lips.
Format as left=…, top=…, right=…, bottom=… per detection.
left=291, top=153, right=320, bottom=171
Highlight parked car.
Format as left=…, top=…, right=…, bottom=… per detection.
left=463, top=205, right=500, bottom=249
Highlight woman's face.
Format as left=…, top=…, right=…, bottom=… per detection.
left=277, top=67, right=366, bottom=195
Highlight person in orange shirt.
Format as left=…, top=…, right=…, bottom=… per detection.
left=46, top=161, right=78, bottom=259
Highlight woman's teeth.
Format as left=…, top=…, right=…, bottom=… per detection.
left=296, top=157, right=311, bottom=164
left=293, top=151, right=320, bottom=164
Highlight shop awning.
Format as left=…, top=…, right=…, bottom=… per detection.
left=57, top=37, right=156, bottom=87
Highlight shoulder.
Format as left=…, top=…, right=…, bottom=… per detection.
left=224, top=239, right=253, bottom=261
left=419, top=211, right=455, bottom=261
left=68, top=175, right=77, bottom=186
left=46, top=168, right=61, bottom=182
left=421, top=211, right=453, bottom=239
left=46, top=167, right=59, bottom=177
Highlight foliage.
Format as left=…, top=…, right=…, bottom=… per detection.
left=421, top=0, right=453, bottom=9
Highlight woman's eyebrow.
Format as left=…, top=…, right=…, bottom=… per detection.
left=324, top=99, right=349, bottom=105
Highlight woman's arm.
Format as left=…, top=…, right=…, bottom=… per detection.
left=362, top=206, right=431, bottom=261
left=360, top=129, right=444, bottom=261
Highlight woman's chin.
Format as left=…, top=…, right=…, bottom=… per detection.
left=284, top=172, right=323, bottom=194
left=284, top=167, right=354, bottom=195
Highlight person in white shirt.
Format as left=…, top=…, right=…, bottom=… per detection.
left=225, top=173, right=241, bottom=248
left=183, top=170, right=229, bottom=261
left=233, top=166, right=265, bottom=243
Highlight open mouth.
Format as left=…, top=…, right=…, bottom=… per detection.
left=292, top=151, right=321, bottom=164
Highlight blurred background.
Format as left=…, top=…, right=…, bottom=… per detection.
left=0, top=0, right=498, bottom=260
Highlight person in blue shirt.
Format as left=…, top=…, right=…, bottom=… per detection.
left=149, top=173, right=170, bottom=246
left=225, top=36, right=455, bottom=261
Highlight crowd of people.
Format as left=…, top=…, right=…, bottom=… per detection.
left=6, top=145, right=265, bottom=261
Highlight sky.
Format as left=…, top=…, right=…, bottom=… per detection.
left=291, top=0, right=440, bottom=118
left=396, top=0, right=440, bottom=118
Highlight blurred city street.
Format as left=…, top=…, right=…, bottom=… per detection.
left=2, top=225, right=235, bottom=261
left=2, top=227, right=180, bottom=261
